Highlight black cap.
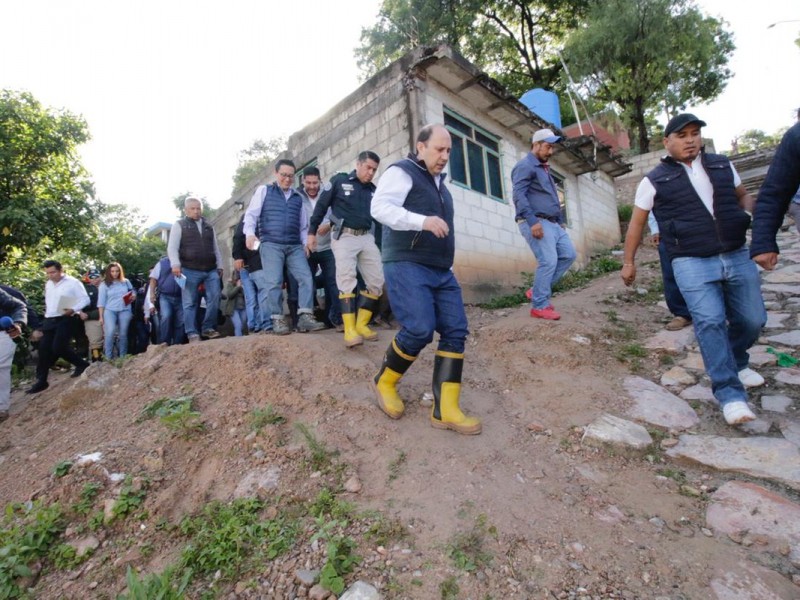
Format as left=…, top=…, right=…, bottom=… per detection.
left=664, top=113, right=707, bottom=137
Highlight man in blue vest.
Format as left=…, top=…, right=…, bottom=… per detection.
left=512, top=128, right=577, bottom=320
left=148, top=256, right=185, bottom=345
left=243, top=159, right=325, bottom=335
left=167, top=196, right=223, bottom=343
left=621, top=113, right=766, bottom=426
left=370, top=124, right=480, bottom=435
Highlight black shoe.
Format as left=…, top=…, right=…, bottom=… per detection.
left=26, top=381, right=49, bottom=394
left=71, top=363, right=89, bottom=378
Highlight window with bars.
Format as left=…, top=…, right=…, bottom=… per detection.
left=444, top=109, right=504, bottom=201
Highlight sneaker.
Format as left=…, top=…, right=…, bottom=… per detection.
left=665, top=316, right=692, bottom=331
left=297, top=313, right=325, bottom=333
left=335, top=323, right=345, bottom=333
left=530, top=306, right=561, bottom=320
left=26, top=381, right=49, bottom=394
left=187, top=334, right=201, bottom=344
left=71, top=362, right=89, bottom=378
left=272, top=316, right=292, bottom=336
left=738, top=368, right=765, bottom=388
left=203, top=329, right=220, bottom=340
left=723, top=401, right=756, bottom=425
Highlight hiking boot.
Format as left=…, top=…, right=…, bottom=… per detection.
left=187, top=334, right=201, bottom=344
left=203, top=329, right=221, bottom=340
left=272, top=316, right=292, bottom=336
left=723, top=401, right=756, bottom=425
left=530, top=306, right=561, bottom=320
left=297, top=313, right=325, bottom=333
left=26, top=381, right=49, bottom=394
left=665, top=315, right=692, bottom=331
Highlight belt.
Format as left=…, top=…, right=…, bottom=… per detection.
left=341, top=227, right=370, bottom=236
left=535, top=214, right=560, bottom=223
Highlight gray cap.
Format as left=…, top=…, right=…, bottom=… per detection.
left=532, top=129, right=561, bottom=144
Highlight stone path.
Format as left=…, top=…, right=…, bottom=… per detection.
left=586, top=229, right=800, bottom=595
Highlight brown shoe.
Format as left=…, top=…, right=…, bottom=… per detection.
left=665, top=316, right=692, bottom=331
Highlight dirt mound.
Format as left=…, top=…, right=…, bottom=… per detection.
left=1, top=259, right=792, bottom=598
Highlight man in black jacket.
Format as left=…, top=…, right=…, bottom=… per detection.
left=620, top=114, right=766, bottom=426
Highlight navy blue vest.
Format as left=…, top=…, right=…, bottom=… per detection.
left=258, top=183, right=303, bottom=245
left=650, top=152, right=751, bottom=260
left=156, top=257, right=181, bottom=297
left=179, top=218, right=217, bottom=271
left=381, top=156, right=455, bottom=270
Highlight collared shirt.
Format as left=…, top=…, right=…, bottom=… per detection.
left=301, top=189, right=333, bottom=251
left=370, top=166, right=430, bottom=231
left=98, top=280, right=133, bottom=312
left=44, top=274, right=90, bottom=318
left=167, top=217, right=223, bottom=269
left=511, top=153, right=563, bottom=226
left=243, top=184, right=309, bottom=244
left=634, top=156, right=741, bottom=215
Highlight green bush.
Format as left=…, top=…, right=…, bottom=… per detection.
left=618, top=203, right=634, bottom=222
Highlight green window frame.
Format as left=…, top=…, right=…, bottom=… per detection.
left=444, top=109, right=504, bottom=201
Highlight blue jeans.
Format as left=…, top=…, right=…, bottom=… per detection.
left=181, top=268, right=221, bottom=336
left=384, top=261, right=469, bottom=355
left=257, top=242, right=314, bottom=318
left=158, top=294, right=185, bottom=345
left=103, top=308, right=133, bottom=358
left=239, top=268, right=262, bottom=332
left=672, top=247, right=766, bottom=407
left=231, top=308, right=247, bottom=336
left=519, top=220, right=576, bottom=309
left=658, top=240, right=690, bottom=319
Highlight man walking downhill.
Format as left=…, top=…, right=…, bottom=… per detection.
left=370, top=124, right=480, bottom=435
left=621, top=113, right=766, bottom=426
left=512, top=129, right=577, bottom=320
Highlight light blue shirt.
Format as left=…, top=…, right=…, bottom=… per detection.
left=98, top=280, right=133, bottom=312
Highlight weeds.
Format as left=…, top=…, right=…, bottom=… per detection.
left=295, top=423, right=338, bottom=471
left=365, top=515, right=408, bottom=546
left=308, top=488, right=355, bottom=521
left=72, top=482, right=102, bottom=515
left=179, top=498, right=295, bottom=579
left=445, top=514, right=494, bottom=572
left=53, top=460, right=73, bottom=478
left=118, top=566, right=192, bottom=600
left=318, top=535, right=360, bottom=594
left=111, top=476, right=149, bottom=522
left=387, top=450, right=407, bottom=483
left=140, top=395, right=204, bottom=438
left=0, top=501, right=66, bottom=598
left=657, top=468, right=687, bottom=484
left=50, top=543, right=90, bottom=570
left=440, top=575, right=460, bottom=599
left=249, top=405, right=285, bottom=431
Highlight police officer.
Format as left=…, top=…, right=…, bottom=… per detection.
left=308, top=151, right=384, bottom=348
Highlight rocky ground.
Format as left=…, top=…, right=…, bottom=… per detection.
left=1, top=235, right=800, bottom=600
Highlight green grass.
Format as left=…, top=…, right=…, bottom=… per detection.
left=110, top=476, right=149, bottom=522
left=72, top=482, right=102, bottom=515
left=445, top=514, right=494, bottom=572
left=249, top=405, right=285, bottom=431
left=117, top=566, right=192, bottom=600
left=387, top=450, right=407, bottom=483
left=179, top=498, right=295, bottom=580
left=440, top=575, right=460, bottom=599
left=295, top=423, right=339, bottom=472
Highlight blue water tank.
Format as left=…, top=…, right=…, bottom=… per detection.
left=519, top=89, right=562, bottom=129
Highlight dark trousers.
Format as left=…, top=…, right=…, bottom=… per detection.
left=36, top=317, right=88, bottom=383
left=658, top=241, right=691, bottom=319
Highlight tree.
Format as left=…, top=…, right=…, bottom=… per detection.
left=171, top=191, right=217, bottom=221
left=562, top=0, right=734, bottom=153
left=356, top=0, right=588, bottom=97
left=0, top=90, right=100, bottom=267
left=231, top=137, right=285, bottom=195
left=732, top=128, right=789, bottom=154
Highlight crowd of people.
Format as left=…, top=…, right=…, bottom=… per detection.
left=2, top=115, right=799, bottom=432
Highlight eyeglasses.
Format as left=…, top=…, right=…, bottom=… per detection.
left=277, top=172, right=295, bottom=179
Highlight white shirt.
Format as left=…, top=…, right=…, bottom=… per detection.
left=44, top=274, right=90, bottom=318
left=370, top=166, right=431, bottom=230
left=634, top=156, right=741, bottom=216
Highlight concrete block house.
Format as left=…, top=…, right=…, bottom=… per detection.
left=213, top=44, right=631, bottom=303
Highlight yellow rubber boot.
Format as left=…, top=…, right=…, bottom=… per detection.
left=371, top=338, right=416, bottom=419
left=355, top=291, right=380, bottom=341
left=430, top=351, right=482, bottom=435
left=339, top=293, right=363, bottom=348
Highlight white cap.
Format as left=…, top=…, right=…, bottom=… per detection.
left=532, top=129, right=561, bottom=144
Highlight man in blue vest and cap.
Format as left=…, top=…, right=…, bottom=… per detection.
left=621, top=113, right=766, bottom=426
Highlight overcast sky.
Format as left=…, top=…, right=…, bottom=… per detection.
left=2, top=0, right=799, bottom=225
